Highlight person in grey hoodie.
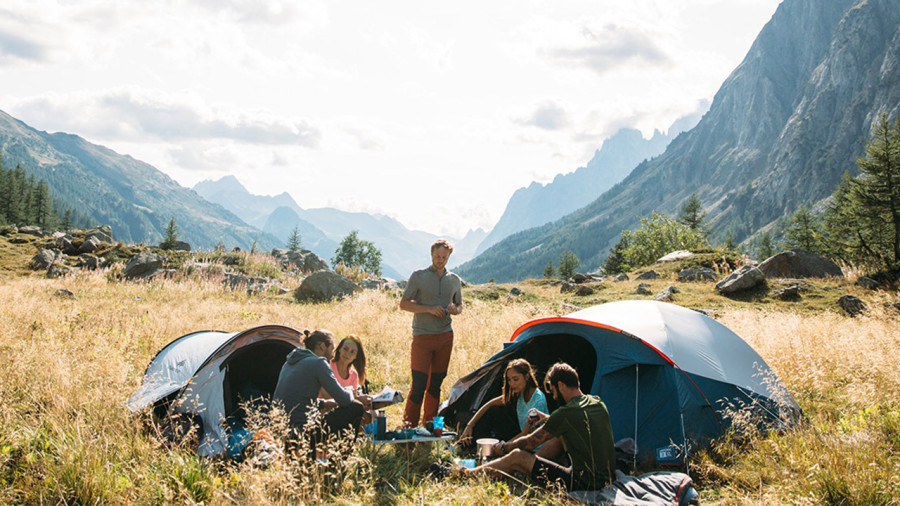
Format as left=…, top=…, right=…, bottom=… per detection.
left=273, top=329, right=366, bottom=449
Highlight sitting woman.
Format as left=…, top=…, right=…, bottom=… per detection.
left=321, top=335, right=367, bottom=395
left=321, top=335, right=372, bottom=423
left=460, top=358, right=548, bottom=444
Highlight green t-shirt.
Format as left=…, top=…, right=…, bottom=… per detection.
left=543, top=394, right=616, bottom=490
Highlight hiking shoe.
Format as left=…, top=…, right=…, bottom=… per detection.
left=428, top=461, right=453, bottom=481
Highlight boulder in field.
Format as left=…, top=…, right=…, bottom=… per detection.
left=294, top=271, right=359, bottom=302
left=575, top=285, right=595, bottom=296
left=76, top=254, right=101, bottom=270
left=46, top=264, right=73, bottom=279
left=19, top=226, right=44, bottom=237
left=758, top=250, right=842, bottom=279
left=716, top=265, right=766, bottom=294
left=677, top=268, right=717, bottom=282
left=30, top=249, right=62, bottom=270
left=84, top=225, right=113, bottom=244
left=771, top=284, right=802, bottom=301
left=78, top=236, right=101, bottom=254
left=636, top=270, right=660, bottom=280
left=123, top=252, right=165, bottom=279
left=838, top=295, right=866, bottom=317
left=653, top=286, right=680, bottom=302
left=856, top=277, right=880, bottom=290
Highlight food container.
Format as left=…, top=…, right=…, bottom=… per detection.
left=476, top=438, right=500, bottom=461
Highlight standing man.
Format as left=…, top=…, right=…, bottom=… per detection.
left=450, top=362, right=616, bottom=492
left=400, top=239, right=463, bottom=427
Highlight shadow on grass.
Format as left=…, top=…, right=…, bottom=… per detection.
left=719, top=282, right=771, bottom=303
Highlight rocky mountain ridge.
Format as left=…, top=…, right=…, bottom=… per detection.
left=457, top=0, right=900, bottom=283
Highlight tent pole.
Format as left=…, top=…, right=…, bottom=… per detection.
left=680, top=412, right=688, bottom=474
left=634, top=363, right=639, bottom=471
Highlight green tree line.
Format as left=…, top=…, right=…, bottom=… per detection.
left=0, top=157, right=92, bottom=232
left=0, top=159, right=56, bottom=230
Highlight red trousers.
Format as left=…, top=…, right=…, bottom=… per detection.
left=403, top=331, right=453, bottom=426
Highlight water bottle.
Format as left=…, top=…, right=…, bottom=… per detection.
left=375, top=409, right=386, bottom=440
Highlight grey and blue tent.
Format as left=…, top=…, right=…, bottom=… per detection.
left=127, top=325, right=302, bottom=457
left=441, top=300, right=801, bottom=467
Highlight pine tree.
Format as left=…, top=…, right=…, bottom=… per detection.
left=250, top=238, right=259, bottom=254
left=677, top=193, right=707, bottom=231
left=3, top=167, right=22, bottom=225
left=824, top=114, right=900, bottom=270
left=61, top=209, right=73, bottom=232
left=558, top=248, right=580, bottom=280
left=757, top=231, right=775, bottom=260
left=160, top=217, right=179, bottom=250
left=603, top=232, right=632, bottom=275
left=543, top=260, right=555, bottom=279
left=784, top=205, right=821, bottom=252
left=33, top=181, right=56, bottom=230
left=286, top=226, right=302, bottom=252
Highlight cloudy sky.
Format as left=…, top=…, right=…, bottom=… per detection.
left=1, top=0, right=781, bottom=238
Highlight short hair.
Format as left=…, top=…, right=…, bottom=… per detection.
left=333, top=335, right=367, bottom=384
left=431, top=239, right=454, bottom=253
left=502, top=358, right=539, bottom=405
left=545, top=362, right=580, bottom=390
left=303, top=329, right=334, bottom=351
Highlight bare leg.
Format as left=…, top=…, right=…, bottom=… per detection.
left=465, top=449, right=536, bottom=479
left=535, top=436, right=564, bottom=460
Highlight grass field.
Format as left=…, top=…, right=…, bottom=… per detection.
left=1, top=240, right=899, bottom=504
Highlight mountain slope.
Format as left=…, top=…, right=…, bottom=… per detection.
left=458, top=0, right=900, bottom=283
left=0, top=110, right=278, bottom=250
left=476, top=111, right=703, bottom=255
left=194, top=176, right=481, bottom=278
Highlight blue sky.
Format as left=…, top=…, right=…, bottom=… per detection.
left=1, top=0, right=781, bottom=238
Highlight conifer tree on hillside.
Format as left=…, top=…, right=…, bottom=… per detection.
left=543, top=260, right=555, bottom=279
left=61, top=209, right=73, bottom=232
left=825, top=114, right=900, bottom=270
left=784, top=205, right=821, bottom=252
left=286, top=226, right=302, bottom=252
left=558, top=248, right=579, bottom=280
left=678, top=193, right=707, bottom=232
left=757, top=231, right=775, bottom=260
left=160, top=217, right=179, bottom=250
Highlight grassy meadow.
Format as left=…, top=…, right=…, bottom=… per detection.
left=1, top=240, right=899, bottom=504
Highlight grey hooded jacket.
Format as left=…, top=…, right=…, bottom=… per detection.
left=273, top=347, right=353, bottom=428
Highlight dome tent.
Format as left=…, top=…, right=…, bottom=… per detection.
left=127, top=325, right=303, bottom=457
left=441, top=301, right=801, bottom=467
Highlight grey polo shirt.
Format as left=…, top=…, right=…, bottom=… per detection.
left=403, top=265, right=463, bottom=336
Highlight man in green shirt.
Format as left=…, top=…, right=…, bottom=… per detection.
left=456, top=362, right=616, bottom=491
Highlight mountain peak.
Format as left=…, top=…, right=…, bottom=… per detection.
left=193, top=175, right=249, bottom=196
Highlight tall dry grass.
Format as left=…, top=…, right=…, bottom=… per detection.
left=1, top=270, right=899, bottom=503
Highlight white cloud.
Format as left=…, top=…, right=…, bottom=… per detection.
left=11, top=89, right=321, bottom=146
left=517, top=101, right=570, bottom=131
left=0, top=28, right=49, bottom=63
left=547, top=23, right=670, bottom=75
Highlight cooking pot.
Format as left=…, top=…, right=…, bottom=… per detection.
left=476, top=438, right=500, bottom=461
